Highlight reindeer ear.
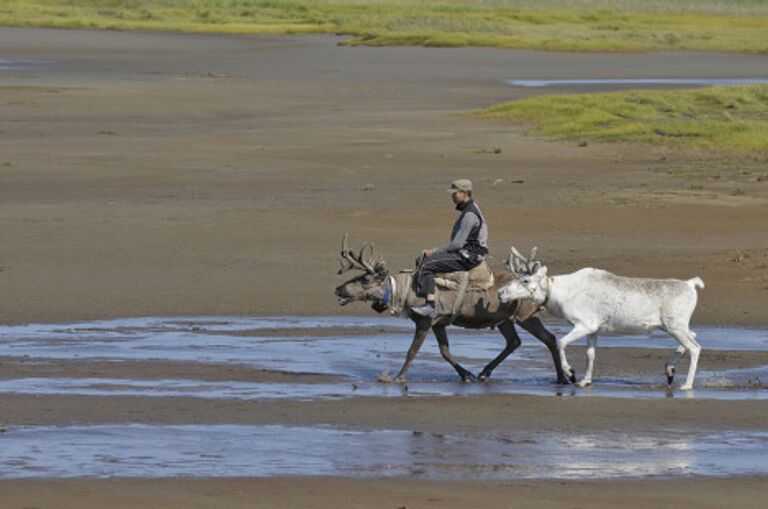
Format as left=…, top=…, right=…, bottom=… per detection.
left=538, top=265, right=548, bottom=277
left=374, top=260, right=387, bottom=273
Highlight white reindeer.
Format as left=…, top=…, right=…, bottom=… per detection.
left=498, top=247, right=705, bottom=390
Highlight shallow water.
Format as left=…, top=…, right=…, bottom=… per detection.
left=0, top=374, right=765, bottom=401
left=0, top=58, right=47, bottom=72
left=504, top=78, right=768, bottom=88
left=1, top=424, right=766, bottom=480
left=0, top=316, right=766, bottom=400
left=2, top=315, right=765, bottom=351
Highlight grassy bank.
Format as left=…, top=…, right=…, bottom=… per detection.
left=1, top=1, right=768, bottom=53
left=474, top=85, right=768, bottom=152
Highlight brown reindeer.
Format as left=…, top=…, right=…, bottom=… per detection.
left=334, top=235, right=569, bottom=384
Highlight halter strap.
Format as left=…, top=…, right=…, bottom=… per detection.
left=540, top=276, right=553, bottom=309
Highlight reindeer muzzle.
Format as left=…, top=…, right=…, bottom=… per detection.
left=334, top=286, right=352, bottom=306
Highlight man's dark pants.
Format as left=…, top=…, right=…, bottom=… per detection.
left=415, top=251, right=478, bottom=296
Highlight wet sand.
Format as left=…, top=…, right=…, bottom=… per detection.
left=1, top=27, right=768, bottom=507
left=0, top=356, right=344, bottom=383
left=2, top=477, right=767, bottom=509
left=2, top=390, right=767, bottom=430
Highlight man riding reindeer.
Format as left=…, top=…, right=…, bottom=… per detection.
left=333, top=179, right=568, bottom=383
left=411, top=178, right=489, bottom=318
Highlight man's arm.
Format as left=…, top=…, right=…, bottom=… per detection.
left=434, top=213, right=479, bottom=255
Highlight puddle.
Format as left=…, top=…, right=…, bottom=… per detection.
left=1, top=424, right=765, bottom=480
left=0, top=316, right=549, bottom=380
left=504, top=78, right=768, bottom=88
left=0, top=316, right=766, bottom=400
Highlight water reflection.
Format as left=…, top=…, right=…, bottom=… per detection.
left=1, top=424, right=765, bottom=480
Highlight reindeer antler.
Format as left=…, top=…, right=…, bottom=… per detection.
left=507, top=246, right=527, bottom=274
left=338, top=233, right=376, bottom=274
left=527, top=246, right=541, bottom=273
left=507, top=245, right=540, bottom=275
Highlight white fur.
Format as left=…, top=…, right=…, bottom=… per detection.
left=498, top=266, right=704, bottom=390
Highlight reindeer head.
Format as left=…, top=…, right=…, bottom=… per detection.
left=334, top=234, right=389, bottom=308
left=498, top=245, right=549, bottom=304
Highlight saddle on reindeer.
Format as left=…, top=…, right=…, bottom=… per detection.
left=420, top=259, right=519, bottom=321
left=434, top=260, right=495, bottom=291
left=388, top=250, right=536, bottom=323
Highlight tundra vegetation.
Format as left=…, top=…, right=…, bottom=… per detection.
left=2, top=0, right=768, bottom=53
left=475, top=85, right=768, bottom=152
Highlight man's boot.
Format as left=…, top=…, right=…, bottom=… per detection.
left=411, top=300, right=436, bottom=318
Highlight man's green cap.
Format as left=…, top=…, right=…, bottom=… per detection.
left=448, top=178, right=472, bottom=193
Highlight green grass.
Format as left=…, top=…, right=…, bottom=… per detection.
left=474, top=85, right=768, bottom=152
left=2, top=1, right=768, bottom=53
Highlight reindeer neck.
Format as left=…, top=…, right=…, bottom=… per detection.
left=380, top=272, right=414, bottom=316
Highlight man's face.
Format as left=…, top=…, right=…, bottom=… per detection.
left=452, top=191, right=467, bottom=205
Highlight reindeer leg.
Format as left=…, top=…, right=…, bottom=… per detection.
left=389, top=320, right=430, bottom=383
left=519, top=316, right=569, bottom=385
left=433, top=325, right=477, bottom=383
left=667, top=328, right=701, bottom=390
left=578, top=333, right=598, bottom=387
left=557, top=324, right=592, bottom=385
left=478, top=320, right=521, bottom=381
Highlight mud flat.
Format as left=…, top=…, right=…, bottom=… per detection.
left=1, top=28, right=768, bottom=326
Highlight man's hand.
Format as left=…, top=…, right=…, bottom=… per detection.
left=423, top=248, right=436, bottom=258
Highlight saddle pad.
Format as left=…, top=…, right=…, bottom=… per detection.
left=434, top=261, right=494, bottom=291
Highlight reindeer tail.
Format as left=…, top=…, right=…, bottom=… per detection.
left=687, top=276, right=705, bottom=290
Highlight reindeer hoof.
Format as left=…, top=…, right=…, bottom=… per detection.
left=666, top=366, right=675, bottom=385
left=577, top=379, right=591, bottom=388
left=680, top=383, right=694, bottom=391
left=568, top=369, right=577, bottom=384
left=461, top=372, right=478, bottom=383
